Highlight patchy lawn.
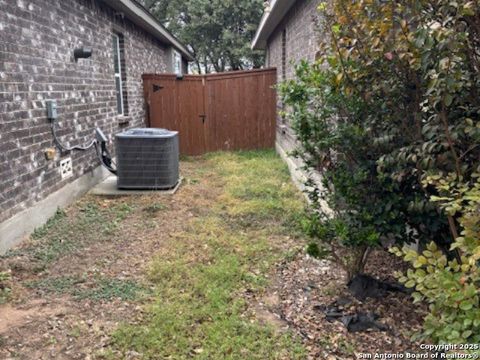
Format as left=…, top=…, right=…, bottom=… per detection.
left=0, top=150, right=424, bottom=359
left=0, top=150, right=306, bottom=359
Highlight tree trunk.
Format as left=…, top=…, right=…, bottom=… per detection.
left=330, top=244, right=371, bottom=283
left=195, top=61, right=202, bottom=74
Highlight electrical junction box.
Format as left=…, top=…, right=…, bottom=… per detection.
left=44, top=147, right=56, bottom=160
left=46, top=100, right=58, bottom=120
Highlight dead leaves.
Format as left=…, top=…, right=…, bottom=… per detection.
left=262, top=250, right=426, bottom=359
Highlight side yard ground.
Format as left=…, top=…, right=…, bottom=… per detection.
left=0, top=150, right=422, bottom=359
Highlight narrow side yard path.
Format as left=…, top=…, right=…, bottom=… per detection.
left=0, top=150, right=306, bottom=359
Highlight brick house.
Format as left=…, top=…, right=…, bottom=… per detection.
left=0, top=0, right=193, bottom=253
left=252, top=0, right=323, bottom=186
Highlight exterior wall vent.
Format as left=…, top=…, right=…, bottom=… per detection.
left=115, top=128, right=179, bottom=189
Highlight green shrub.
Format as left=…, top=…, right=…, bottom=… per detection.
left=281, top=0, right=480, bottom=342
left=306, top=242, right=329, bottom=259
left=280, top=59, right=422, bottom=281
left=391, top=176, right=480, bottom=343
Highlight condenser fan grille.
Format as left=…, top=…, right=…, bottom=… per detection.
left=115, top=128, right=179, bottom=189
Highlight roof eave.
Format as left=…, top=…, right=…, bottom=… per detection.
left=100, top=0, right=194, bottom=61
left=251, top=0, right=297, bottom=50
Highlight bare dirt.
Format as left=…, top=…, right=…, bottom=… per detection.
left=0, top=160, right=215, bottom=359
left=0, top=157, right=426, bottom=359
left=254, top=249, right=428, bottom=359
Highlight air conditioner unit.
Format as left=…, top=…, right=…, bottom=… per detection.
left=115, top=128, right=179, bottom=189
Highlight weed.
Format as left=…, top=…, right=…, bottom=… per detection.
left=0, top=271, right=11, bottom=282
left=27, top=275, right=144, bottom=302
left=283, top=248, right=300, bottom=262
left=31, top=236, right=78, bottom=265
left=47, top=336, right=57, bottom=345
left=306, top=242, right=321, bottom=258
left=143, top=203, right=167, bottom=215
left=337, top=338, right=356, bottom=355
left=98, top=203, right=135, bottom=234
left=179, top=154, right=191, bottom=162
left=68, top=326, right=82, bottom=338
left=94, top=348, right=118, bottom=360
left=32, top=208, right=66, bottom=240
left=7, top=199, right=133, bottom=267
left=102, top=221, right=120, bottom=235
left=8, top=202, right=103, bottom=266
left=0, top=271, right=12, bottom=304
left=73, top=278, right=144, bottom=301
left=323, top=284, right=340, bottom=297
left=111, top=203, right=134, bottom=221
left=27, top=276, right=83, bottom=294
left=79, top=202, right=101, bottom=218
left=306, top=242, right=329, bottom=259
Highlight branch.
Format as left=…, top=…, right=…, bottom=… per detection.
left=439, top=102, right=462, bottom=178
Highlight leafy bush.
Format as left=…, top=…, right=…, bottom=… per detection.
left=391, top=176, right=480, bottom=343
left=280, top=63, right=390, bottom=280
left=306, top=241, right=329, bottom=259
left=280, top=0, right=480, bottom=341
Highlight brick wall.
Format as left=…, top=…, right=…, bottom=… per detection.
left=0, top=0, right=170, bottom=223
left=266, top=0, right=323, bottom=162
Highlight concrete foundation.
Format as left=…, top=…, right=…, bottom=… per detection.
left=275, top=141, right=331, bottom=214
left=89, top=176, right=182, bottom=196
left=0, top=165, right=109, bottom=255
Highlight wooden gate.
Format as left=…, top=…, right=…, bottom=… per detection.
left=142, top=68, right=277, bottom=155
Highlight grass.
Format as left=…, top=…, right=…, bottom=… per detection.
left=0, top=271, right=12, bottom=304
left=31, top=208, right=67, bottom=240
left=142, top=203, right=167, bottom=215
left=110, top=150, right=307, bottom=359
left=1, top=149, right=307, bottom=358
left=27, top=275, right=81, bottom=294
left=75, top=277, right=144, bottom=301
left=1, top=201, right=135, bottom=269
left=27, top=275, right=145, bottom=302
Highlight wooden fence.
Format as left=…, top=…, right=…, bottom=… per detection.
left=142, top=68, right=277, bottom=155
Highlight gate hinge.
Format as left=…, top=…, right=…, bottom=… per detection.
left=153, top=84, right=164, bottom=92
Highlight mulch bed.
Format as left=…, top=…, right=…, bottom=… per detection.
left=264, top=249, right=428, bottom=359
